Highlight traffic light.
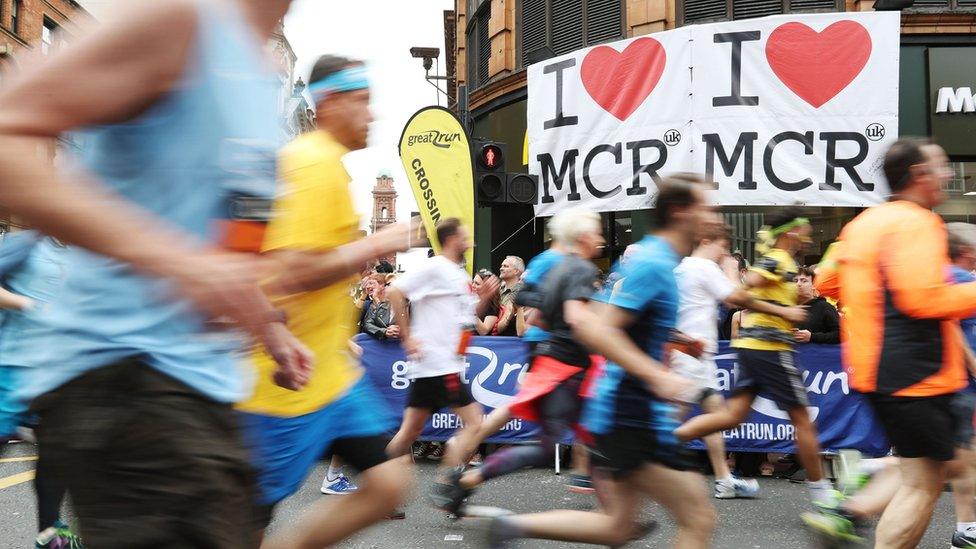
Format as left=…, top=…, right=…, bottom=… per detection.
left=472, top=139, right=538, bottom=205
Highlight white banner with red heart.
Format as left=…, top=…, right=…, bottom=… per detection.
left=527, top=12, right=899, bottom=216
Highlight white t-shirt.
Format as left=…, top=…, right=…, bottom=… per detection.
left=674, top=256, right=736, bottom=354
left=392, top=255, right=477, bottom=379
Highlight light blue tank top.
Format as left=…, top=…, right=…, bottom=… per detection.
left=17, top=1, right=278, bottom=402
left=0, top=237, right=67, bottom=368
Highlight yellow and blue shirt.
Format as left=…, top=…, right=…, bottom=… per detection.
left=237, top=131, right=362, bottom=418
left=733, top=247, right=799, bottom=353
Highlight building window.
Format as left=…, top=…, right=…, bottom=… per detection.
left=908, top=0, right=976, bottom=9
left=519, top=0, right=624, bottom=67
left=10, top=1, right=21, bottom=34
left=42, top=19, right=58, bottom=55
left=466, top=1, right=491, bottom=89
left=680, top=0, right=840, bottom=25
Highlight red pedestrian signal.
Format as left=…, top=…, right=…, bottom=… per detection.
left=480, top=144, right=503, bottom=171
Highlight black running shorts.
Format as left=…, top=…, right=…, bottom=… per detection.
left=868, top=393, right=956, bottom=461
left=733, top=348, right=809, bottom=410
left=591, top=427, right=697, bottom=480
left=407, top=373, right=474, bottom=410
left=952, top=392, right=976, bottom=449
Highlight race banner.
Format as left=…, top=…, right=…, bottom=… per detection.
left=527, top=12, right=900, bottom=216
left=357, top=334, right=570, bottom=444
left=398, top=106, right=475, bottom=272
left=687, top=342, right=889, bottom=457
left=357, top=334, right=888, bottom=455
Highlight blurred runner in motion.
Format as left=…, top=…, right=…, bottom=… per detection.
left=672, top=223, right=806, bottom=500
left=0, top=233, right=83, bottom=548
left=814, top=140, right=976, bottom=548
left=385, top=219, right=494, bottom=515
left=236, top=55, right=414, bottom=549
left=484, top=175, right=715, bottom=549
left=430, top=207, right=604, bottom=515
left=0, top=1, right=399, bottom=546
left=674, top=208, right=831, bottom=515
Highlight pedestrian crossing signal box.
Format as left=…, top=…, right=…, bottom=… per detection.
left=473, top=139, right=538, bottom=206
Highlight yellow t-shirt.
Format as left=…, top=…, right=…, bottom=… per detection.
left=733, top=247, right=799, bottom=352
left=237, top=131, right=362, bottom=417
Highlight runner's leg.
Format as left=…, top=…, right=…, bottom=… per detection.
left=632, top=462, right=717, bottom=549
left=675, top=392, right=755, bottom=442
left=699, top=394, right=732, bottom=481
left=874, top=457, right=947, bottom=549
left=386, top=407, right=432, bottom=460
left=440, top=402, right=483, bottom=473
left=787, top=405, right=825, bottom=483
left=492, top=476, right=641, bottom=547
left=260, top=458, right=412, bottom=549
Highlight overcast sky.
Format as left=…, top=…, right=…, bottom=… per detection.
left=81, top=0, right=453, bottom=269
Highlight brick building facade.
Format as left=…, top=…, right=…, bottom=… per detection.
left=371, top=171, right=398, bottom=266
left=0, top=0, right=88, bottom=61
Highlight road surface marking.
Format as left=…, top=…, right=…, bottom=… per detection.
left=0, top=470, right=35, bottom=490
left=0, top=456, right=38, bottom=463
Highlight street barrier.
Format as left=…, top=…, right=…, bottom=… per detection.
left=356, top=334, right=890, bottom=457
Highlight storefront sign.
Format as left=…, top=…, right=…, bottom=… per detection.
left=527, top=12, right=900, bottom=216
left=930, top=48, right=976, bottom=156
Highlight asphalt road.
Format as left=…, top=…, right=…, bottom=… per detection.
left=0, top=440, right=961, bottom=548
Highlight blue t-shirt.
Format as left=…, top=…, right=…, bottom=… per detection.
left=583, top=235, right=682, bottom=434
left=951, top=266, right=976, bottom=393
left=522, top=248, right=563, bottom=343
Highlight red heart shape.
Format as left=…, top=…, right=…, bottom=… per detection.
left=765, top=21, right=872, bottom=109
left=580, top=37, right=667, bottom=121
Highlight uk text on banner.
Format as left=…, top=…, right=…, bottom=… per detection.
left=527, top=12, right=900, bottom=216
left=398, top=106, right=474, bottom=272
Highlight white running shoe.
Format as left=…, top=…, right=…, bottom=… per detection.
left=714, top=476, right=760, bottom=499
left=320, top=475, right=359, bottom=495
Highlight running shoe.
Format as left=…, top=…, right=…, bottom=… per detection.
left=566, top=473, right=596, bottom=494
left=320, top=475, right=359, bottom=495
left=714, top=476, right=760, bottom=499
left=428, top=469, right=470, bottom=516
left=386, top=507, right=406, bottom=520
left=801, top=509, right=863, bottom=544
left=427, top=443, right=446, bottom=461
left=413, top=441, right=435, bottom=459
left=468, top=452, right=483, bottom=467
left=834, top=449, right=870, bottom=497
left=952, top=530, right=976, bottom=548
left=36, top=521, right=85, bottom=549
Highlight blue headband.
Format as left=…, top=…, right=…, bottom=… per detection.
left=308, top=65, right=369, bottom=101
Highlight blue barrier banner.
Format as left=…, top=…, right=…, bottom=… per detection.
left=357, top=335, right=889, bottom=455
left=686, top=343, right=889, bottom=457
left=357, top=334, right=558, bottom=443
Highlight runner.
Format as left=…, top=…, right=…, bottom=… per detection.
left=0, top=233, right=83, bottom=548
left=672, top=222, right=806, bottom=499
left=0, top=2, right=314, bottom=546
left=813, top=138, right=976, bottom=548
left=0, top=2, right=410, bottom=545
left=236, top=55, right=417, bottom=547
left=430, top=207, right=604, bottom=514
left=483, top=175, right=715, bottom=549
left=385, top=218, right=490, bottom=507
left=674, top=207, right=835, bottom=514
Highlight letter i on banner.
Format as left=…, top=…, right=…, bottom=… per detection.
left=398, top=106, right=475, bottom=272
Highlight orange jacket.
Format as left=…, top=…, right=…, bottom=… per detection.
left=815, top=201, right=976, bottom=397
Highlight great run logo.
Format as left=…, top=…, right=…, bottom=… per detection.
left=389, top=345, right=529, bottom=410
left=406, top=130, right=462, bottom=149
left=714, top=353, right=851, bottom=422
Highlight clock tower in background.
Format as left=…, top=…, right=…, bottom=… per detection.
left=370, top=170, right=398, bottom=267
